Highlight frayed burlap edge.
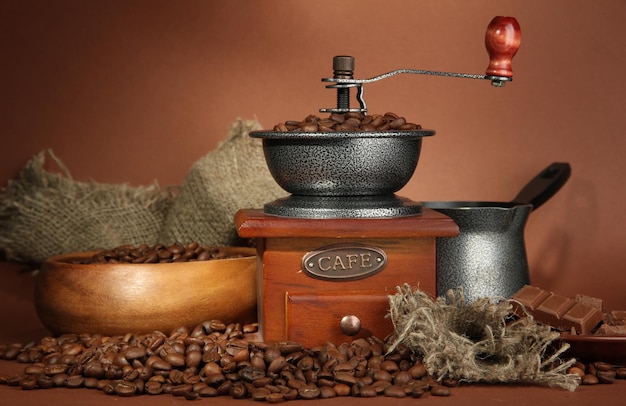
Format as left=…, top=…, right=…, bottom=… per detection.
left=387, top=284, right=580, bottom=391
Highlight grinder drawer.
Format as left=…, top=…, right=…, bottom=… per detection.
left=286, top=290, right=394, bottom=344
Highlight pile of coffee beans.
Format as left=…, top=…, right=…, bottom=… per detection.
left=272, top=112, right=422, bottom=132
left=78, top=242, right=247, bottom=265
left=567, top=361, right=626, bottom=385
left=0, top=320, right=456, bottom=400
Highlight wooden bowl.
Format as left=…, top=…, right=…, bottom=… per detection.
left=34, top=247, right=257, bottom=336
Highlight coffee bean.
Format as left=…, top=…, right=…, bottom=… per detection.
left=243, top=323, right=259, bottom=334
left=36, top=375, right=54, bottom=389
left=371, top=379, right=391, bottom=394
left=197, top=384, right=218, bottom=397
left=407, top=383, right=426, bottom=398
left=593, top=362, right=614, bottom=372
left=359, top=384, right=377, bottom=397
left=204, top=372, right=226, bottom=387
left=297, top=384, right=320, bottom=399
left=239, top=366, right=265, bottom=382
left=124, top=346, right=146, bottom=360
left=597, top=370, right=616, bottom=384
left=19, top=376, right=37, bottom=390
left=286, top=378, right=305, bottom=390
left=393, top=370, right=412, bottom=386
left=278, top=342, right=303, bottom=355
left=16, top=352, right=32, bottom=363
left=380, top=360, right=400, bottom=374
left=229, top=381, right=248, bottom=399
left=114, top=380, right=136, bottom=397
left=383, top=384, right=406, bottom=398
left=370, top=368, right=392, bottom=382
left=83, top=377, right=99, bottom=389
left=408, top=362, right=427, bottom=379
left=581, top=374, right=599, bottom=385
left=431, top=385, right=452, bottom=396
left=567, top=366, right=585, bottom=377
left=331, top=382, right=350, bottom=396
left=390, top=117, right=406, bottom=129
left=334, top=372, right=358, bottom=386
left=318, top=385, right=336, bottom=398
left=164, top=352, right=185, bottom=368
left=100, top=381, right=116, bottom=395
left=268, top=356, right=287, bottom=374
left=44, top=364, right=68, bottom=376
left=168, top=369, right=185, bottom=385
left=150, top=358, right=172, bottom=371
left=283, top=387, right=298, bottom=400
left=2, top=345, right=21, bottom=361
left=442, top=377, right=459, bottom=387
left=23, top=364, right=44, bottom=375
left=205, top=320, right=227, bottom=333
left=172, top=383, right=194, bottom=396
left=266, top=392, right=286, bottom=403
left=65, top=374, right=84, bottom=388
left=144, top=381, right=163, bottom=395
left=183, top=390, right=199, bottom=400
left=51, top=373, right=68, bottom=387
left=186, top=350, right=202, bottom=369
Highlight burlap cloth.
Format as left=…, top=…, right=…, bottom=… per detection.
left=0, top=119, right=286, bottom=264
left=0, top=151, right=172, bottom=264
left=387, top=284, right=580, bottom=391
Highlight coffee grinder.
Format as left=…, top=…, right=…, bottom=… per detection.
left=236, top=17, right=521, bottom=347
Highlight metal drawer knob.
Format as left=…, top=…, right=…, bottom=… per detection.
left=340, top=315, right=361, bottom=336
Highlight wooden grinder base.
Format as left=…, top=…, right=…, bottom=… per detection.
left=235, top=207, right=458, bottom=348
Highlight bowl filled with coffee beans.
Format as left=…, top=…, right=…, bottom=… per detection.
left=251, top=112, right=434, bottom=196
left=34, top=242, right=257, bottom=336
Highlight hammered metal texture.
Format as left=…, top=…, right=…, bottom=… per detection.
left=423, top=202, right=532, bottom=303
left=264, top=194, right=422, bottom=218
left=250, top=130, right=434, bottom=196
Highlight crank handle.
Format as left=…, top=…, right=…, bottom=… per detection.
left=322, top=16, right=521, bottom=88
left=320, top=16, right=520, bottom=114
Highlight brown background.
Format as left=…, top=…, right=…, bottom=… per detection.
left=2, top=1, right=625, bottom=310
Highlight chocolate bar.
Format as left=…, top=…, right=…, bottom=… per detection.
left=511, top=285, right=603, bottom=335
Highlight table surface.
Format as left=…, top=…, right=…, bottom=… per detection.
left=1, top=261, right=624, bottom=405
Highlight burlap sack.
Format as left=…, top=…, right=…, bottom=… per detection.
left=158, top=119, right=287, bottom=247
left=0, top=150, right=173, bottom=264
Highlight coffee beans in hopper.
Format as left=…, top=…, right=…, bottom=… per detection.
left=1, top=320, right=458, bottom=400
left=272, top=112, right=422, bottom=132
left=77, top=242, right=245, bottom=265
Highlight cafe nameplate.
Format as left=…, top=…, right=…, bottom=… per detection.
left=302, top=243, right=387, bottom=281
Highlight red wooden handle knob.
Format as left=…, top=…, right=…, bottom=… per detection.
left=485, top=16, right=521, bottom=78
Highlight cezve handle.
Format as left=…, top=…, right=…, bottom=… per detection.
left=512, top=162, right=571, bottom=211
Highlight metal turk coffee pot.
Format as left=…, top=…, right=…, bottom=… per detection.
left=424, top=162, right=571, bottom=303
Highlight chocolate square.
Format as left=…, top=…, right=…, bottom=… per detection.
left=562, top=302, right=603, bottom=335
